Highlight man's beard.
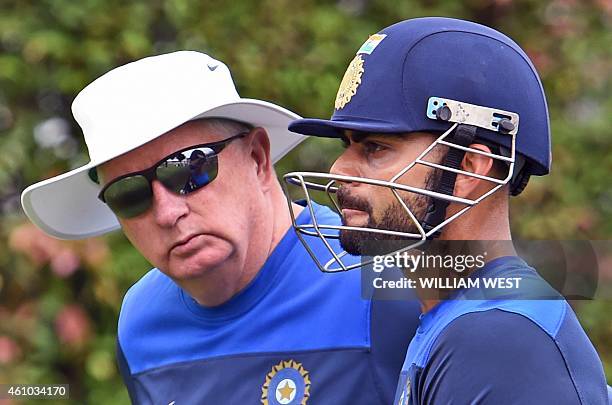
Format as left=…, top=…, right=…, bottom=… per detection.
left=337, top=171, right=440, bottom=256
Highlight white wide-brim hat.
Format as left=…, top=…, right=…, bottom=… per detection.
left=21, top=51, right=305, bottom=240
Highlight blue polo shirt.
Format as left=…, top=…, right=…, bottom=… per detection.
left=394, top=256, right=607, bottom=404
left=117, top=202, right=421, bottom=404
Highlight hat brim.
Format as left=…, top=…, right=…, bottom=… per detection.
left=196, top=99, right=306, bottom=162
left=21, top=99, right=305, bottom=240
left=289, top=117, right=411, bottom=138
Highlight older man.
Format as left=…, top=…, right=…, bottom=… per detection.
left=285, top=18, right=608, bottom=404
left=21, top=51, right=420, bottom=404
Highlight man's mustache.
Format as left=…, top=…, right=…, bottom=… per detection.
left=336, top=187, right=373, bottom=215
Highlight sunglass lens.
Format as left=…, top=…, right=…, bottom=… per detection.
left=104, top=175, right=152, bottom=218
left=188, top=150, right=219, bottom=192
left=157, top=149, right=218, bottom=194
left=156, top=164, right=192, bottom=194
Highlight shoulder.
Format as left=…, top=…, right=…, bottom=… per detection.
left=120, top=268, right=175, bottom=309
left=296, top=201, right=342, bottom=225
left=118, top=269, right=178, bottom=336
left=432, top=308, right=561, bottom=360
left=117, top=268, right=194, bottom=375
left=291, top=202, right=358, bottom=270
left=314, top=203, right=341, bottom=224
left=420, top=308, right=606, bottom=404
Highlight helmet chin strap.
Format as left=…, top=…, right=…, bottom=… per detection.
left=422, top=124, right=477, bottom=239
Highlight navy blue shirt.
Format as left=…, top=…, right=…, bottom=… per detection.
left=117, top=202, right=421, bottom=404
left=394, top=256, right=607, bottom=405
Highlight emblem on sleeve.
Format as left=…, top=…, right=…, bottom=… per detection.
left=334, top=55, right=365, bottom=110
left=261, top=359, right=310, bottom=405
left=398, top=377, right=411, bottom=405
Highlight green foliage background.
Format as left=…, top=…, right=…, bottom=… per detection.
left=0, top=0, right=610, bottom=403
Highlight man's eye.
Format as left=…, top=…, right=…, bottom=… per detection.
left=363, top=142, right=386, bottom=154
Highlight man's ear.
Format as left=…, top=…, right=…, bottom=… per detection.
left=453, top=144, right=495, bottom=198
left=248, top=127, right=274, bottom=189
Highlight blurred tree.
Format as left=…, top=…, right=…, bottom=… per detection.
left=0, top=0, right=610, bottom=402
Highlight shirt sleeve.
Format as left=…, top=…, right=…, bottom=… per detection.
left=116, top=337, right=141, bottom=404
left=369, top=297, right=421, bottom=404
left=419, top=309, right=584, bottom=405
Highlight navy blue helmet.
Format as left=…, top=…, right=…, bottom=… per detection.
left=290, top=17, right=551, bottom=192
left=284, top=17, right=552, bottom=272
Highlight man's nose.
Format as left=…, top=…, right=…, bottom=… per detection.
left=330, top=150, right=360, bottom=179
left=151, top=181, right=189, bottom=228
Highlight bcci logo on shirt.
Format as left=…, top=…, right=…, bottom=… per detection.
left=261, top=359, right=310, bottom=405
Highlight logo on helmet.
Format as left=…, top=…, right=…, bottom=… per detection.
left=357, top=34, right=387, bottom=55
left=335, top=55, right=364, bottom=110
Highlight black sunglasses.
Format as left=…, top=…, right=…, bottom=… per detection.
left=97, top=132, right=248, bottom=218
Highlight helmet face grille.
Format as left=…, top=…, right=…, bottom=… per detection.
left=283, top=118, right=516, bottom=273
